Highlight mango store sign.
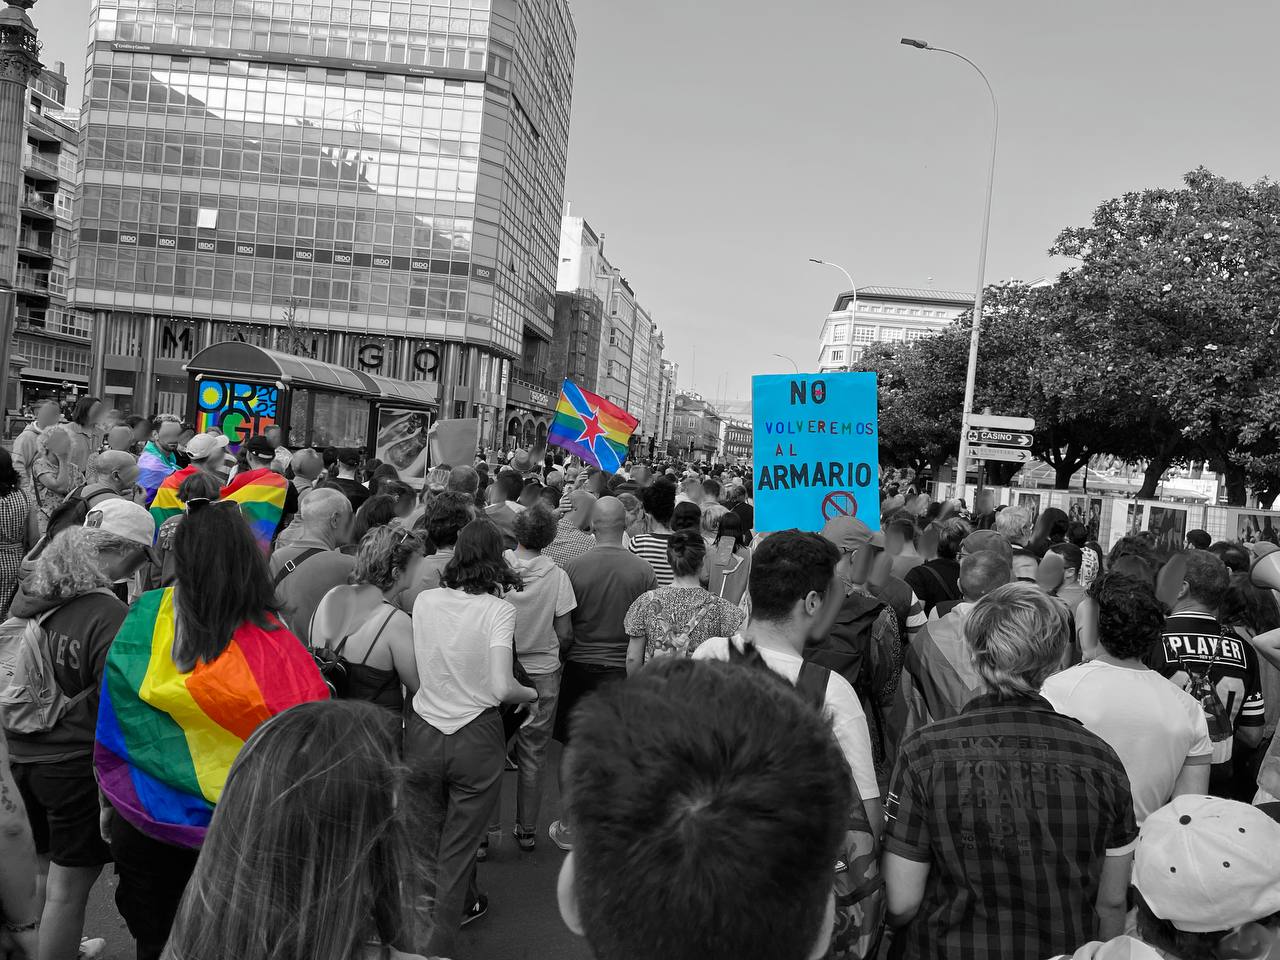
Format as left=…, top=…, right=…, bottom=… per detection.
left=752, top=372, right=880, bottom=533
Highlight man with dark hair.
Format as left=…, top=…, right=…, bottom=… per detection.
left=1148, top=549, right=1266, bottom=797
left=701, top=477, right=721, bottom=504
left=559, top=658, right=854, bottom=960
left=1043, top=572, right=1211, bottom=824
left=695, top=530, right=882, bottom=831
left=328, top=447, right=370, bottom=513
left=484, top=470, right=527, bottom=550
left=550, top=497, right=658, bottom=851
left=1208, top=539, right=1251, bottom=574
left=884, top=583, right=1137, bottom=959
left=904, top=517, right=971, bottom=615
left=892, top=549, right=1010, bottom=743
left=403, top=491, right=476, bottom=606
left=1185, top=528, right=1212, bottom=551
left=1047, top=541, right=1086, bottom=612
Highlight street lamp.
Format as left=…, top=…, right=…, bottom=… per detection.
left=900, top=37, right=999, bottom=493
left=772, top=353, right=799, bottom=374
left=809, top=258, right=857, bottom=370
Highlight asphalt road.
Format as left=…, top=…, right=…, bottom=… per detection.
left=83, top=749, right=592, bottom=960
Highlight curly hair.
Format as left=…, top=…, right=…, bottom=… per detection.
left=514, top=504, right=558, bottom=551
left=416, top=491, right=475, bottom=548
left=351, top=526, right=428, bottom=592
left=26, top=527, right=125, bottom=601
left=442, top=519, right=522, bottom=595
left=1089, top=571, right=1165, bottom=660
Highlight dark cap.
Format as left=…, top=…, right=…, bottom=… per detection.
left=961, top=530, right=1013, bottom=565
left=244, top=435, right=276, bottom=458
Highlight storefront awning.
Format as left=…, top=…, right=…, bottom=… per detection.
left=186, top=341, right=369, bottom=395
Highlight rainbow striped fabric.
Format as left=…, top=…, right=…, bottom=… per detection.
left=549, top=379, right=639, bottom=474
left=94, top=588, right=328, bottom=847
left=221, top=468, right=289, bottom=552
left=149, top=466, right=197, bottom=536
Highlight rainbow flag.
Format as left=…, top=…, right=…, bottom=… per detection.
left=549, top=380, right=639, bottom=474
left=94, top=588, right=328, bottom=847
left=221, top=468, right=289, bottom=552
left=149, top=466, right=197, bottom=538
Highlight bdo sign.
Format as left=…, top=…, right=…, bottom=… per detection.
left=752, top=372, right=879, bottom=533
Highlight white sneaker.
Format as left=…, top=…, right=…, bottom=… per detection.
left=79, top=939, right=107, bottom=960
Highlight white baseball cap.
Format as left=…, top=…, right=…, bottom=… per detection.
left=84, top=498, right=156, bottom=548
left=1133, top=795, right=1280, bottom=932
left=185, top=432, right=230, bottom=461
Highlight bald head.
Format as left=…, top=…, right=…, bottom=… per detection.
left=568, top=489, right=598, bottom=531
left=291, top=448, right=323, bottom=481
left=591, top=496, right=627, bottom=543
left=92, top=450, right=140, bottom=495
left=300, top=487, right=353, bottom=549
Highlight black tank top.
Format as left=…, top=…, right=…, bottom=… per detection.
left=337, top=604, right=404, bottom=713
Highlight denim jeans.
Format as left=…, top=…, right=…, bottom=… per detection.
left=490, top=668, right=562, bottom=835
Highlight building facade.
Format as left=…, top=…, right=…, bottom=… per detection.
left=655, top=358, right=676, bottom=452
left=553, top=214, right=664, bottom=451
left=12, top=62, right=92, bottom=420
left=670, top=391, right=720, bottom=462
left=72, top=0, right=575, bottom=449
left=720, top=418, right=751, bottom=464
left=816, top=285, right=974, bottom=372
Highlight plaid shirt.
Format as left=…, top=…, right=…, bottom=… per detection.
left=884, top=694, right=1137, bottom=960
left=544, top=518, right=595, bottom=569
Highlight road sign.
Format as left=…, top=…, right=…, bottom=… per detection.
left=971, top=445, right=1033, bottom=463
left=969, top=413, right=1035, bottom=431
left=966, top=428, right=1033, bottom=449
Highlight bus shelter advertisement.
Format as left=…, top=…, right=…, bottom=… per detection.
left=752, top=372, right=880, bottom=533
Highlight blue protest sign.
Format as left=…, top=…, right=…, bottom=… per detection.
left=751, top=372, right=880, bottom=533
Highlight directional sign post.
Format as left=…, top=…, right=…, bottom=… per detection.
left=969, top=414, right=1035, bottom=432
left=966, top=428, right=1033, bottom=449
left=970, top=445, right=1032, bottom=464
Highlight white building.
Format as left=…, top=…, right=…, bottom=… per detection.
left=816, top=285, right=974, bottom=372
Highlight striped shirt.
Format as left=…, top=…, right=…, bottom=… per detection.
left=628, top=533, right=675, bottom=587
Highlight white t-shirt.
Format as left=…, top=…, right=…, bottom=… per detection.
left=411, top=588, right=515, bottom=735
left=693, top=636, right=880, bottom=802
left=1041, top=659, right=1212, bottom=825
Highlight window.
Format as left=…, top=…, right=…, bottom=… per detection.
left=830, top=349, right=844, bottom=363
left=831, top=322, right=847, bottom=342
left=905, top=328, right=930, bottom=342
left=882, top=327, right=904, bottom=342
left=853, top=325, right=876, bottom=344
left=197, top=207, right=218, bottom=229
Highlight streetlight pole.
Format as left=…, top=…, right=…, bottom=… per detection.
left=901, top=38, right=998, bottom=494
left=809, top=258, right=857, bottom=370
left=772, top=353, right=799, bottom=374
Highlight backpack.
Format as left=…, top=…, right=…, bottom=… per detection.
left=0, top=591, right=115, bottom=735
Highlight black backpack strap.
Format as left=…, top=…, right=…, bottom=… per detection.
left=796, top=659, right=830, bottom=711
left=273, top=547, right=325, bottom=588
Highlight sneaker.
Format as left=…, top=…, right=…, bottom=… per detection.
left=460, top=893, right=489, bottom=928
left=79, top=939, right=107, bottom=960
left=548, top=819, right=574, bottom=851
left=513, top=827, right=536, bottom=852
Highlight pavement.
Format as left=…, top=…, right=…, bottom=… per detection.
left=83, top=746, right=592, bottom=960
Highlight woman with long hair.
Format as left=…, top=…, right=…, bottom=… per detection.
left=145, top=470, right=222, bottom=590
left=705, top=509, right=752, bottom=605
left=162, top=701, right=435, bottom=960
left=310, top=527, right=425, bottom=712
left=0, top=447, right=32, bottom=615
left=405, top=519, right=535, bottom=958
left=624, top=529, right=745, bottom=670
left=95, top=503, right=328, bottom=960
left=348, top=493, right=400, bottom=549
left=32, top=425, right=84, bottom=537
left=8, top=518, right=153, bottom=960
left=65, top=396, right=104, bottom=473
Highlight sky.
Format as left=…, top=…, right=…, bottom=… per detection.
left=42, top=0, right=1280, bottom=409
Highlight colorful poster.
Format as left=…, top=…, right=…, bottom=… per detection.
left=375, top=408, right=432, bottom=483
left=1147, top=506, right=1188, bottom=555
left=194, top=379, right=279, bottom=451
left=752, top=372, right=879, bottom=533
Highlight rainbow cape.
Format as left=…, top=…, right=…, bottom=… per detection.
left=149, top=466, right=198, bottom=537
left=221, top=468, right=289, bottom=552
left=549, top=379, right=639, bottom=474
left=138, top=443, right=179, bottom=506
left=94, top=588, right=328, bottom=847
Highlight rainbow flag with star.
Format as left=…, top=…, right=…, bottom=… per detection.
left=549, top=379, right=639, bottom=474
left=94, top=588, right=329, bottom=847
left=220, top=468, right=289, bottom=553
left=149, top=466, right=198, bottom=536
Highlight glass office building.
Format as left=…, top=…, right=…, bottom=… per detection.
left=72, top=0, right=575, bottom=443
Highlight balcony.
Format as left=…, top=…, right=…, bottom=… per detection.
left=20, top=191, right=55, bottom=220
left=17, top=232, right=52, bottom=260
left=510, top=364, right=558, bottom=395
left=25, top=109, right=70, bottom=144
left=15, top=269, right=51, bottom=299
left=22, top=150, right=60, bottom=182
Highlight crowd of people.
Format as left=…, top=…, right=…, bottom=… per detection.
left=1, top=397, right=1280, bottom=960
